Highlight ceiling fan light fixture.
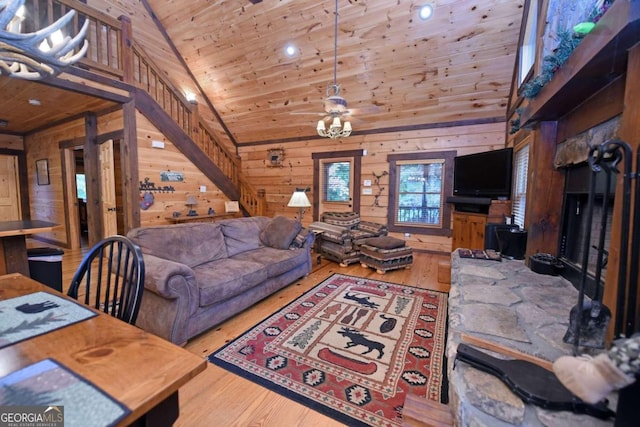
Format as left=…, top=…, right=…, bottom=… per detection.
left=317, top=116, right=352, bottom=139
left=316, top=0, right=353, bottom=139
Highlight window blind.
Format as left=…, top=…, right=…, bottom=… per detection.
left=322, top=160, right=351, bottom=202
left=512, top=144, right=529, bottom=228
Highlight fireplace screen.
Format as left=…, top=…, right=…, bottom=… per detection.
left=559, top=164, right=616, bottom=299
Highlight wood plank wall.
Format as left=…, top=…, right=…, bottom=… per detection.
left=0, top=135, right=24, bottom=150
left=23, top=110, right=232, bottom=246
left=136, top=113, right=232, bottom=226
left=25, top=118, right=88, bottom=247
left=239, top=121, right=506, bottom=253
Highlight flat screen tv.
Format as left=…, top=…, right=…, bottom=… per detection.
left=453, top=147, right=513, bottom=199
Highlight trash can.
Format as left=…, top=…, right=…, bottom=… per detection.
left=28, top=247, right=64, bottom=292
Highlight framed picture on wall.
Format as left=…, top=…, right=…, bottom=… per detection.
left=267, top=148, right=284, bottom=167
left=225, top=201, right=240, bottom=213
left=36, top=159, right=50, bottom=185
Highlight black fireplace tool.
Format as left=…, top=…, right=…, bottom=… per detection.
left=455, top=344, right=615, bottom=420
left=614, top=140, right=640, bottom=427
left=562, top=141, right=631, bottom=350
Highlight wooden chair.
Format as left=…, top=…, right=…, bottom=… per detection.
left=68, top=235, right=145, bottom=325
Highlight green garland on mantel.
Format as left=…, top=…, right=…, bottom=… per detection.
left=520, top=30, right=584, bottom=99
left=511, top=0, right=614, bottom=134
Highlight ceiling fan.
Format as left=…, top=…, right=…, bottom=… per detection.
left=292, top=0, right=379, bottom=138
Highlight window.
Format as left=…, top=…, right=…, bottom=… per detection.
left=312, top=150, right=364, bottom=219
left=518, top=0, right=538, bottom=86
left=387, top=151, right=455, bottom=236
left=396, top=161, right=443, bottom=226
left=322, top=160, right=351, bottom=203
left=512, top=144, right=530, bottom=228
left=76, top=173, right=86, bottom=200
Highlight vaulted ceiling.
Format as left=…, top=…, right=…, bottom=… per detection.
left=144, top=0, right=525, bottom=145
left=0, top=0, right=525, bottom=145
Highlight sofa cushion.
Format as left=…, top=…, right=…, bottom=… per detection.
left=194, top=258, right=268, bottom=306
left=232, top=247, right=308, bottom=277
left=128, top=223, right=227, bottom=268
left=365, top=236, right=406, bottom=250
left=219, top=216, right=270, bottom=257
left=259, top=216, right=301, bottom=249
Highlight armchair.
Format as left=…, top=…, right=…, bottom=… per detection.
left=309, top=212, right=387, bottom=267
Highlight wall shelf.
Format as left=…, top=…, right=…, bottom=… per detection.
left=521, top=0, right=640, bottom=126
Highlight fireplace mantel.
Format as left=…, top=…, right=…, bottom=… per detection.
left=521, top=0, right=640, bottom=126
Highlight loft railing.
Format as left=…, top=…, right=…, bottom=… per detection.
left=47, top=0, right=265, bottom=216
left=34, top=0, right=124, bottom=77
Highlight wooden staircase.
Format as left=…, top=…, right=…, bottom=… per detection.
left=55, top=0, right=266, bottom=217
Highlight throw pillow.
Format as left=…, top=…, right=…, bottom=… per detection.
left=260, top=216, right=302, bottom=249
left=290, top=228, right=311, bottom=249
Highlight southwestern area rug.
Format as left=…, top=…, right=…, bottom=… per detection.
left=208, top=273, right=448, bottom=427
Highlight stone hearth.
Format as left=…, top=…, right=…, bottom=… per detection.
left=446, top=250, right=614, bottom=426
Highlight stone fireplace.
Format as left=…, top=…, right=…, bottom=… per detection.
left=447, top=253, right=613, bottom=426
left=555, top=117, right=620, bottom=301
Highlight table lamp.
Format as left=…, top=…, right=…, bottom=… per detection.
left=287, top=188, right=311, bottom=222
left=186, top=195, right=198, bottom=216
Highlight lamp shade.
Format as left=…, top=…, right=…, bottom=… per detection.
left=185, top=195, right=198, bottom=206
left=287, top=190, right=311, bottom=208
left=317, top=120, right=326, bottom=131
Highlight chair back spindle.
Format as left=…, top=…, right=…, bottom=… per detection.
left=68, top=235, right=145, bottom=325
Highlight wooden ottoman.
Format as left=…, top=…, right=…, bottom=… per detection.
left=360, top=236, right=413, bottom=274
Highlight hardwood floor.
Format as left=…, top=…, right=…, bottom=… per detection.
left=51, top=243, right=450, bottom=426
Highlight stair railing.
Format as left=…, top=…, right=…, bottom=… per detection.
left=50, top=0, right=265, bottom=216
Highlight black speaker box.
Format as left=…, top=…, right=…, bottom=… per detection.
left=484, top=223, right=519, bottom=251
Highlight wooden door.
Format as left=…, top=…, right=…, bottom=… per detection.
left=62, top=148, right=82, bottom=249
left=99, top=140, right=118, bottom=237
left=0, top=155, right=21, bottom=220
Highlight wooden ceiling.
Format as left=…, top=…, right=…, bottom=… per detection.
left=144, top=0, right=525, bottom=144
left=0, top=0, right=524, bottom=145
left=0, top=77, right=119, bottom=135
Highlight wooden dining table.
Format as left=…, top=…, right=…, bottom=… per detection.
left=0, top=220, right=59, bottom=276
left=0, top=273, right=207, bottom=426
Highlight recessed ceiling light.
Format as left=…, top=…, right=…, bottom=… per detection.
left=284, top=44, right=297, bottom=57
left=28, top=98, right=41, bottom=106
left=419, top=4, right=434, bottom=20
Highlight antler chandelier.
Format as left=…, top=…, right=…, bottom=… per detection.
left=0, top=0, right=88, bottom=80
left=316, top=0, right=352, bottom=139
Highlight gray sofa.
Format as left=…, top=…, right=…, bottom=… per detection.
left=127, top=216, right=314, bottom=345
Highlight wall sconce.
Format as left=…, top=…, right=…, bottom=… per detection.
left=185, top=91, right=197, bottom=103
left=287, top=188, right=311, bottom=222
